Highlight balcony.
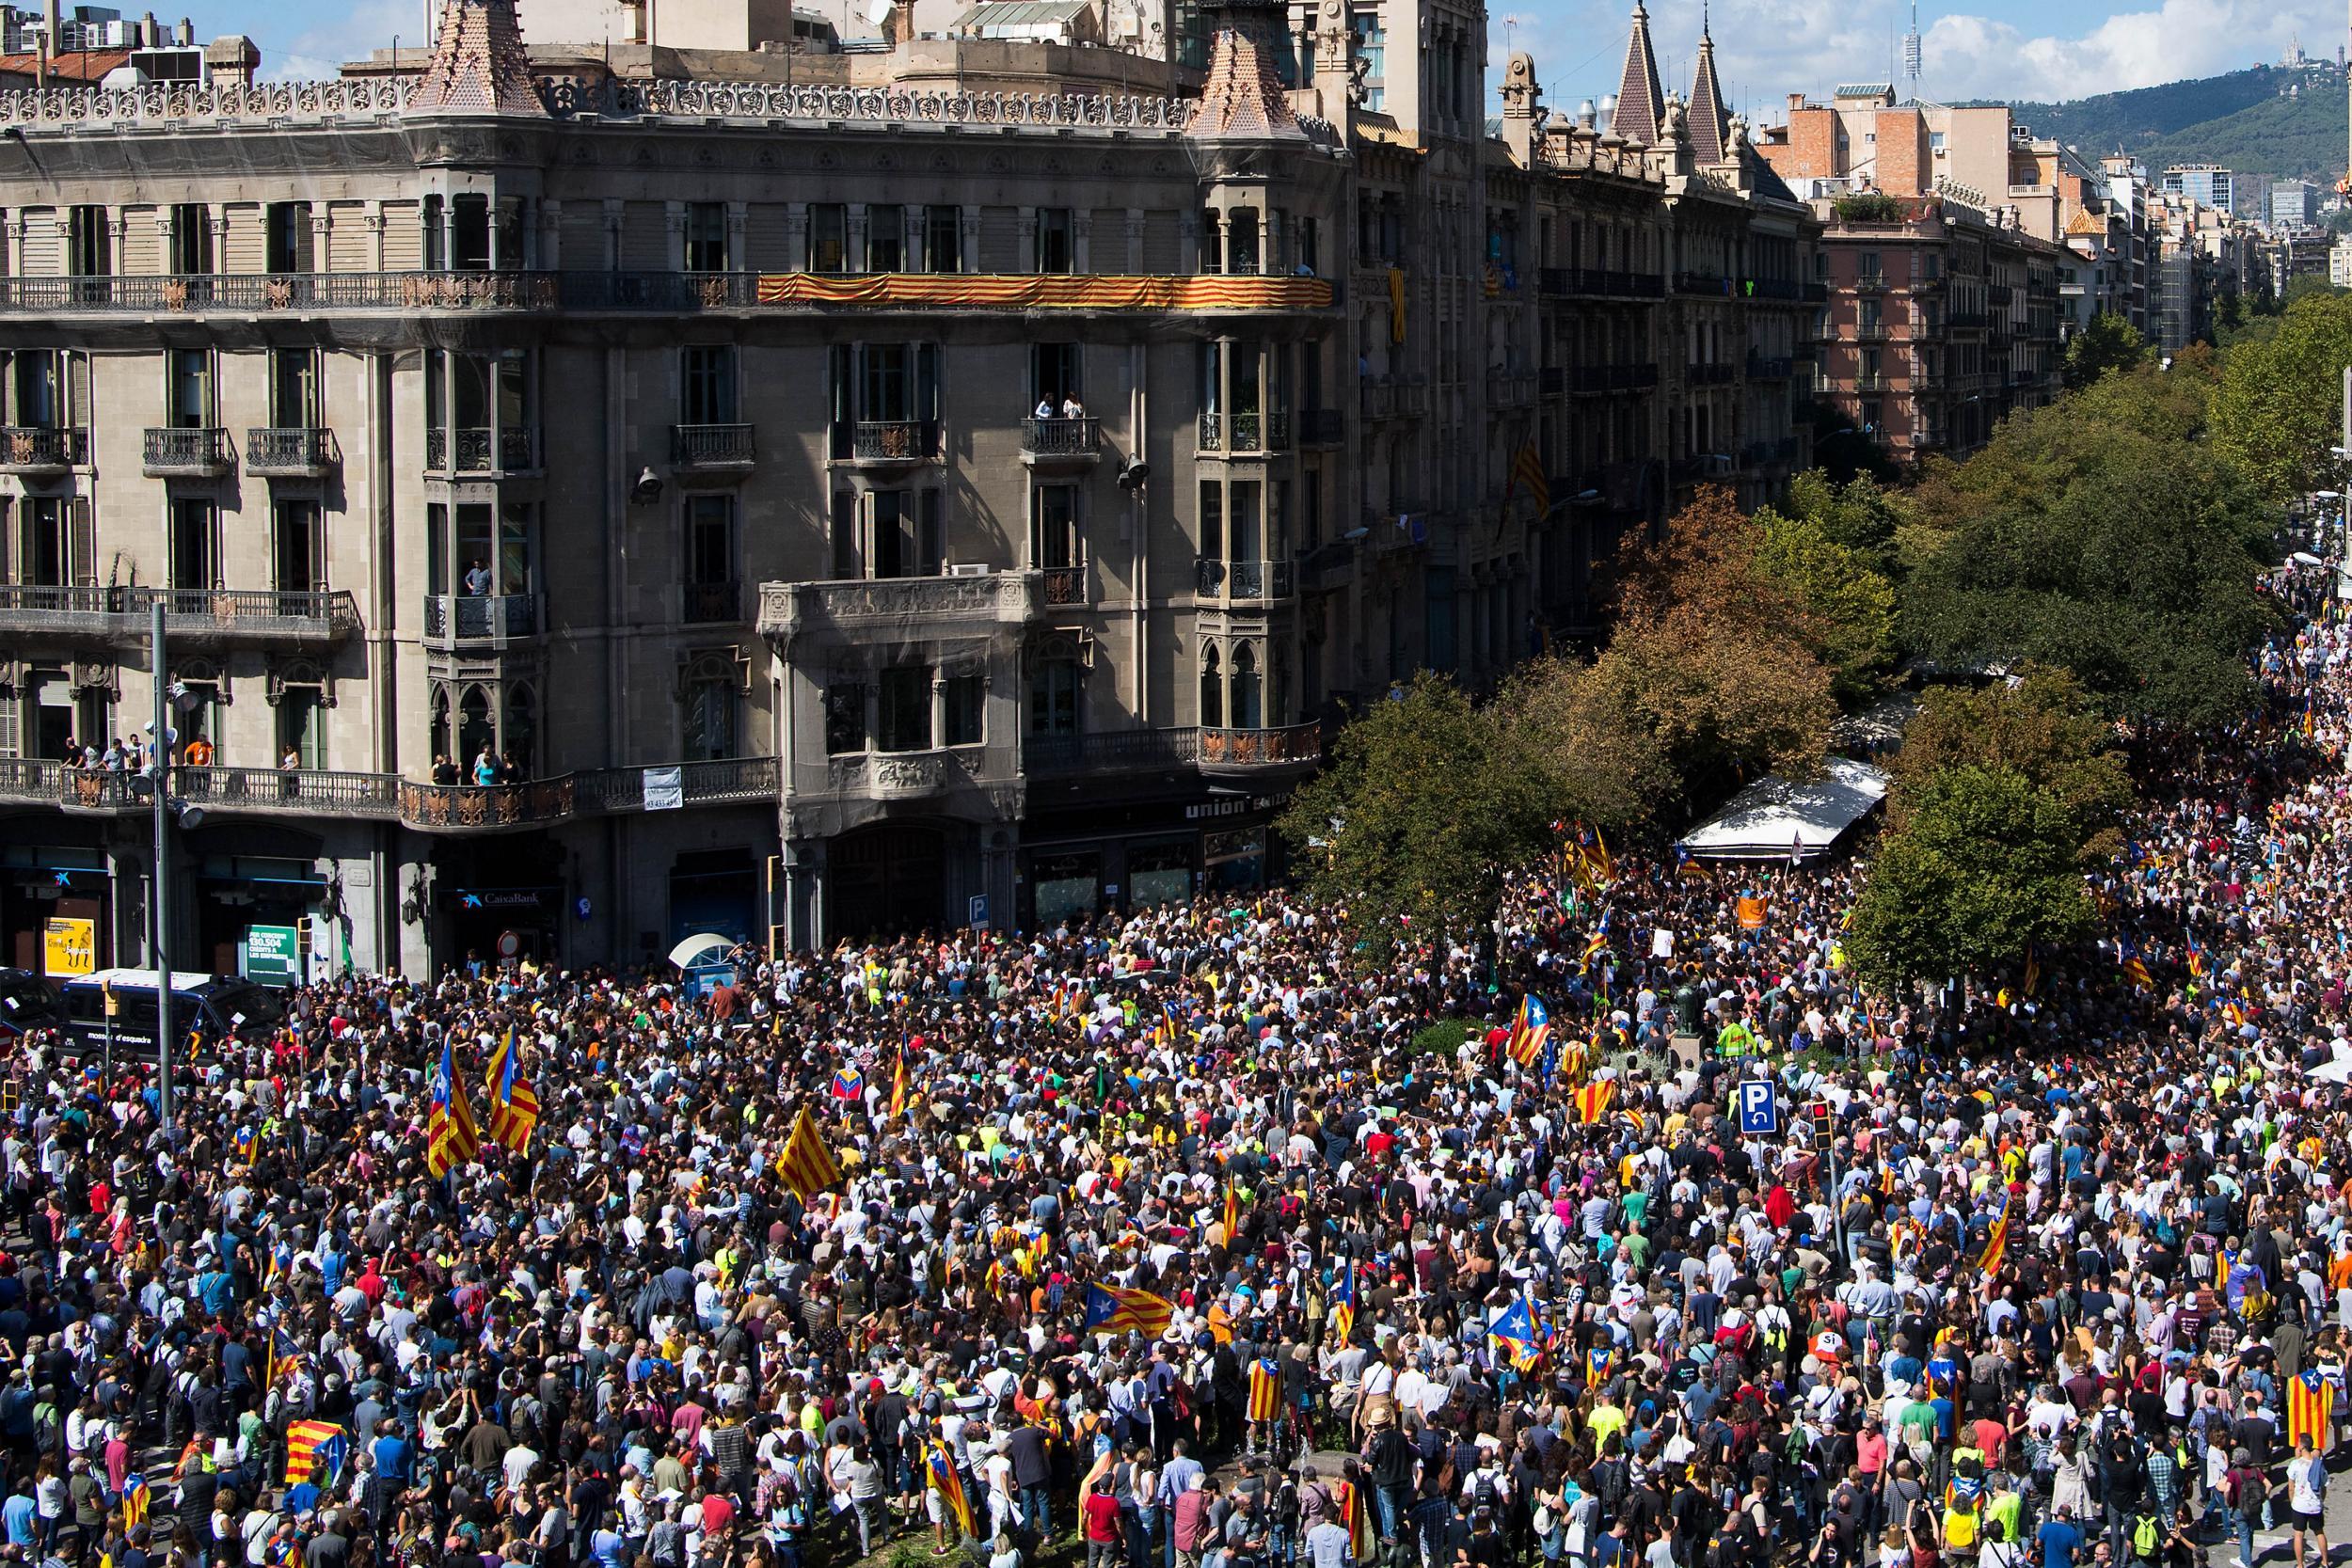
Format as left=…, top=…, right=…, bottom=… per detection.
left=1674, top=271, right=1733, bottom=297
left=0, top=427, right=87, bottom=472
left=423, top=593, right=538, bottom=643
left=1746, top=277, right=1805, bottom=302
left=1534, top=266, right=1666, bottom=300
left=840, top=419, right=940, bottom=466
left=1537, top=367, right=1565, bottom=398
left=245, top=427, right=340, bottom=478
left=1804, top=281, right=1830, bottom=303
left=1359, top=378, right=1429, bottom=421
left=1855, top=324, right=1889, bottom=341
left=1492, top=372, right=1536, bottom=407
left=1197, top=410, right=1292, bottom=453
left=1298, top=407, right=1345, bottom=447
left=1989, top=283, right=2015, bottom=305
left=757, top=569, right=1039, bottom=646
left=1853, top=276, right=1887, bottom=293
left=1041, top=563, right=1088, bottom=606
left=1194, top=558, right=1295, bottom=601
left=0, top=584, right=360, bottom=644
left=1686, top=362, right=1736, bottom=386
left=671, top=423, right=755, bottom=470
left=1019, top=417, right=1102, bottom=465
left=143, top=426, right=233, bottom=477
left=425, top=426, right=541, bottom=475
left=1949, top=311, right=1989, bottom=331
left=682, top=580, right=743, bottom=624
left=0, top=755, right=779, bottom=830
left=1855, top=372, right=1887, bottom=391
left=1745, top=355, right=1794, bottom=379
left=1025, top=727, right=1199, bottom=778
left=1198, top=721, right=1322, bottom=772
left=0, top=270, right=562, bottom=316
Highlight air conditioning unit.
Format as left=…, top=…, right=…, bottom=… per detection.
left=945, top=562, right=990, bottom=578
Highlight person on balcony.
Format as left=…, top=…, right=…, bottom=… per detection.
left=183, top=735, right=214, bottom=769
left=1059, top=393, right=1086, bottom=421
left=464, top=560, right=493, bottom=597
left=431, top=755, right=459, bottom=787
left=1031, top=397, right=1057, bottom=421
left=471, top=748, right=500, bottom=788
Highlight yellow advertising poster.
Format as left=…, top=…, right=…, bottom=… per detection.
left=41, top=917, right=94, bottom=977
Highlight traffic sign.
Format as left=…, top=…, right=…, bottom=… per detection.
left=1736, top=1079, right=1778, bottom=1135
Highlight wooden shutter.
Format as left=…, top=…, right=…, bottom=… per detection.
left=0, top=498, right=13, bottom=584
left=67, top=498, right=92, bottom=587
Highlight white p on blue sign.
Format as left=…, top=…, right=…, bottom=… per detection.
left=1737, top=1079, right=1779, bottom=1135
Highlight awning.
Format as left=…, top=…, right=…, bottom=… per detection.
left=667, top=931, right=736, bottom=969
left=1678, top=757, right=1890, bottom=862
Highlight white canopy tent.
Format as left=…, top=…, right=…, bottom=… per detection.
left=1678, top=757, right=1891, bottom=863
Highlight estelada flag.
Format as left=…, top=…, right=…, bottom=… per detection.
left=2289, top=1369, right=2336, bottom=1449
left=775, top=1103, right=843, bottom=1198
left=926, top=1439, right=976, bottom=1539
left=1083, top=1283, right=1175, bottom=1338
left=1247, top=1356, right=1282, bottom=1422
left=1978, top=1192, right=2012, bottom=1277
left=283, top=1420, right=343, bottom=1485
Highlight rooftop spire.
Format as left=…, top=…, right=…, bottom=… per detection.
left=407, top=0, right=546, bottom=118
left=1185, top=0, right=1301, bottom=140
left=1612, top=0, right=1664, bottom=144
left=1688, top=19, right=1728, bottom=162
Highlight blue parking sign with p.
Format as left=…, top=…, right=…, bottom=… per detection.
left=1737, top=1079, right=1778, bottom=1134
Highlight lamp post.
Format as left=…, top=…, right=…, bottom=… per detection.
left=149, top=599, right=174, bottom=1127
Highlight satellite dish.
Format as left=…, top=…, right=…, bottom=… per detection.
left=866, top=0, right=895, bottom=26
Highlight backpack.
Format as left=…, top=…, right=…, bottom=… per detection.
left=1474, top=1471, right=1500, bottom=1514
left=2132, top=1515, right=2160, bottom=1560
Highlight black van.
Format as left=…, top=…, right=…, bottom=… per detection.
left=58, top=969, right=286, bottom=1057
left=0, top=970, right=66, bottom=1042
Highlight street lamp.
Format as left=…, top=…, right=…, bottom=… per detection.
left=130, top=599, right=205, bottom=1127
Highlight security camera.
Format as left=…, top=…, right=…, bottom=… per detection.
left=630, top=467, right=663, bottom=505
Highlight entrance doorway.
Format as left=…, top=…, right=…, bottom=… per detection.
left=827, top=823, right=945, bottom=940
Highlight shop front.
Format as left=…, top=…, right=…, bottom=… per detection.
left=0, top=816, right=116, bottom=977
left=1017, top=791, right=1285, bottom=930
left=428, top=833, right=569, bottom=971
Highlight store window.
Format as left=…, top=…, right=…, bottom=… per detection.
left=1031, top=850, right=1101, bottom=927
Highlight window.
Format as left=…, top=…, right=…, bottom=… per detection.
left=14, top=498, right=71, bottom=586
left=878, top=664, right=931, bottom=752
left=277, top=686, right=325, bottom=769
left=66, top=206, right=108, bottom=278
left=273, top=499, right=322, bottom=593
left=1033, top=343, right=1080, bottom=410
left=1924, top=253, right=1942, bottom=279
left=870, top=489, right=942, bottom=579
left=169, top=204, right=212, bottom=276
left=824, top=685, right=869, bottom=754
left=866, top=205, right=904, bottom=273
left=1035, top=208, right=1073, bottom=274
left=943, top=674, right=984, bottom=747
left=1226, top=208, right=1261, bottom=274
left=681, top=345, right=738, bottom=425
left=265, top=201, right=313, bottom=274
left=831, top=492, right=860, bottom=579
left=1030, top=656, right=1081, bottom=735
left=924, top=205, right=961, bottom=273
left=684, top=202, right=728, bottom=272
left=808, top=204, right=848, bottom=273
left=1035, top=484, right=1080, bottom=569
left=1199, top=646, right=1223, bottom=726
left=683, top=495, right=737, bottom=622
left=269, top=348, right=320, bottom=428
left=167, top=349, right=212, bottom=428
left=681, top=657, right=739, bottom=761
left=1858, top=252, right=1884, bottom=283
left=1231, top=642, right=1262, bottom=728
left=11, top=352, right=71, bottom=428
left=1199, top=480, right=1223, bottom=559
left=169, top=499, right=216, bottom=592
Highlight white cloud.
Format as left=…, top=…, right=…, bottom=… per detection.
left=256, top=0, right=412, bottom=79
left=1491, top=0, right=2338, bottom=128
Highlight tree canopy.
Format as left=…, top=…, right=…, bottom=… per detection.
left=2061, top=311, right=2151, bottom=389
left=2212, top=289, right=2352, bottom=500
left=1887, top=667, right=2134, bottom=865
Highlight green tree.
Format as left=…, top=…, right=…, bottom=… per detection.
left=2062, top=310, right=2150, bottom=389
left=1753, top=506, right=1898, bottom=700
left=1843, top=765, right=2100, bottom=989
left=1278, top=674, right=1552, bottom=957
left=1889, top=667, right=2134, bottom=863
left=1777, top=468, right=1906, bottom=567
left=1899, top=364, right=2277, bottom=725
left=2212, top=289, right=2352, bottom=499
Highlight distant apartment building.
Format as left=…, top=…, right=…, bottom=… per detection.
left=2161, top=164, right=2233, bottom=215
left=0, top=3, right=122, bottom=54
left=2268, top=228, right=2335, bottom=293
left=2273, top=180, right=2326, bottom=230
left=1807, top=192, right=2064, bottom=463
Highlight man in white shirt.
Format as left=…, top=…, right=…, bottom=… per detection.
left=2288, top=1437, right=2328, bottom=1568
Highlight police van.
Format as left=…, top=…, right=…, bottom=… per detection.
left=58, top=969, right=285, bottom=1057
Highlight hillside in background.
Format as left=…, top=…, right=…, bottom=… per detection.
left=1963, top=64, right=2345, bottom=184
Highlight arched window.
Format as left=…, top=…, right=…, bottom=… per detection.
left=1272, top=644, right=1291, bottom=726
left=459, top=685, right=495, bottom=772
left=429, top=684, right=453, bottom=766
left=1232, top=642, right=1261, bottom=729
left=507, top=682, right=540, bottom=770
left=1200, top=646, right=1223, bottom=727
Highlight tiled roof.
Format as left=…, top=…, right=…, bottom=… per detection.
left=1186, top=0, right=1300, bottom=141
left=0, top=49, right=131, bottom=83
left=408, top=0, right=546, bottom=117
left=1687, top=25, right=1726, bottom=163
left=1612, top=1, right=1662, bottom=145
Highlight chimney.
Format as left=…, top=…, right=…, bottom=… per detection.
left=1499, top=50, right=1539, bottom=166
left=42, top=0, right=58, bottom=67
left=177, top=15, right=191, bottom=43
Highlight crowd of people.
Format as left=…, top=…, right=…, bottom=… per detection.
left=5, top=588, right=2352, bottom=1568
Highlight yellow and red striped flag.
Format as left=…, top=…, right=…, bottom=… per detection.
left=775, top=1103, right=843, bottom=1199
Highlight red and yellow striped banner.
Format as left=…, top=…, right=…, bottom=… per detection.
left=753, top=273, right=1334, bottom=311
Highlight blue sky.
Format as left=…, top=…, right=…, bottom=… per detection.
left=1491, top=0, right=2339, bottom=127
left=197, top=0, right=2335, bottom=115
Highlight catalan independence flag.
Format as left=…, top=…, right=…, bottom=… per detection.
left=775, top=1104, right=843, bottom=1199
left=1331, top=1262, right=1357, bottom=1344
left=1504, top=442, right=1549, bottom=516
left=2289, top=1369, right=2336, bottom=1450
left=484, top=1031, right=540, bottom=1155
left=283, top=1420, right=344, bottom=1485
left=1333, top=1475, right=1378, bottom=1561
left=1489, top=1298, right=1544, bottom=1371
left=2118, top=937, right=2155, bottom=992
left=927, top=1439, right=975, bottom=1540
left=120, top=1474, right=149, bottom=1529
left=1979, top=1192, right=2012, bottom=1278
left=1507, top=994, right=1551, bottom=1068
left=1083, top=1283, right=1175, bottom=1338
left=1247, top=1356, right=1283, bottom=1423
left=426, top=1041, right=479, bottom=1179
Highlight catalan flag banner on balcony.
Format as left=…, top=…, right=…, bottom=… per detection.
left=1505, top=443, right=1549, bottom=515
left=752, top=273, right=1334, bottom=311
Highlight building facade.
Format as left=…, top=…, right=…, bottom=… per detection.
left=0, top=0, right=1814, bottom=976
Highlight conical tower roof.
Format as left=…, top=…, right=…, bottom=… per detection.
left=1612, top=0, right=1664, bottom=143
left=408, top=0, right=546, bottom=118
left=1186, top=0, right=1302, bottom=140
left=1688, top=17, right=1728, bottom=162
